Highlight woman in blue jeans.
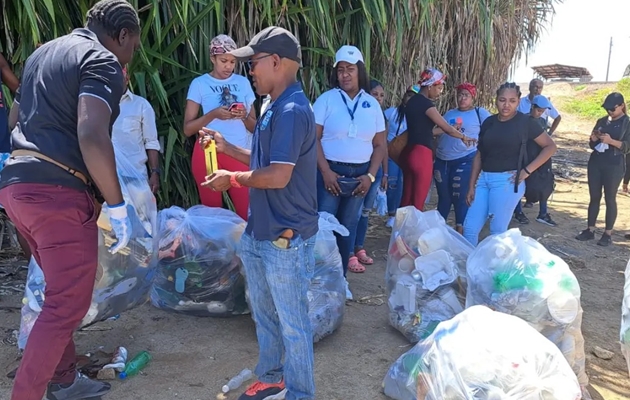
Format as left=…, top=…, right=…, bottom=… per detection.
left=352, top=80, right=389, bottom=267
left=313, top=46, right=386, bottom=299
left=384, top=86, right=417, bottom=227
left=463, top=82, right=556, bottom=246
left=433, top=82, right=491, bottom=234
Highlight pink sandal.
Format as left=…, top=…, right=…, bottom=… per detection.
left=355, top=249, right=374, bottom=265
left=348, top=256, right=366, bottom=273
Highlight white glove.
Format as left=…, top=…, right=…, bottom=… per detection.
left=104, top=202, right=132, bottom=254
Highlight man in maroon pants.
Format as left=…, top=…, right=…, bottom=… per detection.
left=0, top=1, right=141, bottom=399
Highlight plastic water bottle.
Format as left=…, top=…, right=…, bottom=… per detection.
left=119, top=351, right=151, bottom=379
left=222, top=369, right=253, bottom=393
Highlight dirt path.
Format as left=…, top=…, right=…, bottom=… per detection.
left=1, top=94, right=630, bottom=399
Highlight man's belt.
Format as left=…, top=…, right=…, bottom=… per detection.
left=11, top=149, right=89, bottom=185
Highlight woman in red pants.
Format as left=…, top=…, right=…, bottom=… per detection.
left=401, top=68, right=475, bottom=211
left=183, top=35, right=256, bottom=220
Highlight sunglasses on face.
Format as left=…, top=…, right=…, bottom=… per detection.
left=606, top=104, right=620, bottom=113
left=247, top=54, right=273, bottom=69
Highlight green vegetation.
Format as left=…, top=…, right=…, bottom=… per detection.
left=1, top=0, right=558, bottom=207
left=563, top=78, right=630, bottom=120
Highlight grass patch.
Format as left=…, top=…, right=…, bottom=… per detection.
left=574, top=84, right=586, bottom=91
left=564, top=78, right=630, bottom=119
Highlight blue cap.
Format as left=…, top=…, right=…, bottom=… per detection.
left=532, top=95, right=552, bottom=109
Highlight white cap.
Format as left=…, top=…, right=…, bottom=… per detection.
left=333, top=45, right=364, bottom=67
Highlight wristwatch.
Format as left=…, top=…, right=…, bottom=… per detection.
left=367, top=173, right=376, bottom=183
left=150, top=168, right=161, bottom=176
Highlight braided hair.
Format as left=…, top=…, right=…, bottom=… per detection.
left=496, top=82, right=521, bottom=97
left=86, top=0, right=140, bottom=39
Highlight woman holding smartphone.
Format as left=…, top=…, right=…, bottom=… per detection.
left=183, top=34, right=256, bottom=220
left=576, top=92, right=630, bottom=246
left=313, top=46, right=386, bottom=298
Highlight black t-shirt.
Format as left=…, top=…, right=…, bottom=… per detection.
left=478, top=112, right=545, bottom=172
left=0, top=68, right=9, bottom=153
left=590, top=115, right=629, bottom=164
left=404, top=93, right=435, bottom=149
left=0, top=29, right=125, bottom=191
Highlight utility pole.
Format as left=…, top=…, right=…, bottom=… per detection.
left=606, top=36, right=613, bottom=82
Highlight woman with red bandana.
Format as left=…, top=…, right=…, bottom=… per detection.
left=400, top=69, right=475, bottom=211
left=183, top=34, right=256, bottom=220
left=432, top=82, right=491, bottom=233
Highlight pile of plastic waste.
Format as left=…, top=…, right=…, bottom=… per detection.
left=150, top=205, right=249, bottom=317
left=621, top=259, right=630, bottom=377
left=310, top=213, right=347, bottom=342
left=19, top=149, right=159, bottom=349
left=386, top=206, right=472, bottom=343
left=383, top=305, right=582, bottom=400
left=466, top=229, right=590, bottom=397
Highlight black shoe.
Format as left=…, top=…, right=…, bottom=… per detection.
left=46, top=372, right=111, bottom=400
left=575, top=229, right=594, bottom=241
left=597, top=233, right=612, bottom=247
left=523, top=202, right=534, bottom=208
left=536, top=214, right=557, bottom=227
left=514, top=212, right=529, bottom=224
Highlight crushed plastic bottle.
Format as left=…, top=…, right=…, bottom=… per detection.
left=222, top=368, right=253, bottom=393
left=119, top=351, right=151, bottom=379
left=103, top=347, right=128, bottom=372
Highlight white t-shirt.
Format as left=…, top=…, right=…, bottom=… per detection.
left=313, top=88, right=386, bottom=164
left=384, top=107, right=407, bottom=142
left=186, top=73, right=256, bottom=149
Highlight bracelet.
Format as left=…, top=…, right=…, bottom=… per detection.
left=230, top=173, right=242, bottom=188
left=523, top=167, right=531, bottom=175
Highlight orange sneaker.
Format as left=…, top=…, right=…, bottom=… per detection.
left=238, top=380, right=287, bottom=400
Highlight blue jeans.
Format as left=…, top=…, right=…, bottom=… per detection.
left=317, top=161, right=370, bottom=276
left=434, top=152, right=476, bottom=226
left=515, top=198, right=549, bottom=217
left=240, top=232, right=316, bottom=400
left=463, top=171, right=525, bottom=246
left=387, top=158, right=404, bottom=215
left=354, top=167, right=383, bottom=249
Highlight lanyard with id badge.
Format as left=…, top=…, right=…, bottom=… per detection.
left=339, top=91, right=362, bottom=138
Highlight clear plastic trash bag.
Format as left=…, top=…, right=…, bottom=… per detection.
left=386, top=206, right=473, bottom=343
left=310, top=212, right=348, bottom=342
left=150, top=205, right=249, bottom=317
left=18, top=148, right=159, bottom=349
left=466, top=229, right=589, bottom=393
left=621, top=258, right=630, bottom=377
left=383, top=305, right=582, bottom=400
left=376, top=188, right=388, bottom=216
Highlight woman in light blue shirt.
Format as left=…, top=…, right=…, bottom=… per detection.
left=433, top=82, right=491, bottom=233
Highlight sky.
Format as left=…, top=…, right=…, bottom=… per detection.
left=511, top=0, right=630, bottom=83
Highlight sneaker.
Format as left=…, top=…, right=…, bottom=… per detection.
left=46, top=372, right=111, bottom=400
left=513, top=212, right=529, bottom=224
left=597, top=233, right=612, bottom=247
left=575, top=229, right=594, bottom=241
left=523, top=202, right=534, bottom=208
left=536, top=214, right=557, bottom=227
left=386, top=217, right=395, bottom=228
left=238, top=380, right=287, bottom=400
left=344, top=279, right=353, bottom=301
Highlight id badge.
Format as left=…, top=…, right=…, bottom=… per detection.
left=348, top=122, right=358, bottom=138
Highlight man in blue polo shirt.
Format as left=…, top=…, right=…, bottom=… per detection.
left=201, top=26, right=318, bottom=400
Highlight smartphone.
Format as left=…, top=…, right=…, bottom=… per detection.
left=228, top=102, right=245, bottom=112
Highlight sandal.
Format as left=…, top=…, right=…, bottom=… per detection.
left=355, top=249, right=374, bottom=265
left=348, top=256, right=366, bottom=273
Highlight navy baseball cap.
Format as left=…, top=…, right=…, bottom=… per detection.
left=602, top=92, right=625, bottom=109
left=230, top=26, right=301, bottom=63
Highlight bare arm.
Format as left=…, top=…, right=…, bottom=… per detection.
left=183, top=100, right=218, bottom=137
left=426, top=107, right=463, bottom=139
left=548, top=115, right=562, bottom=135
left=147, top=150, right=160, bottom=171
left=77, top=96, right=123, bottom=205
left=223, top=141, right=251, bottom=166
left=469, top=151, right=482, bottom=189
left=526, top=133, right=557, bottom=173
left=235, top=163, right=293, bottom=189
left=316, top=124, right=331, bottom=173
left=243, top=108, right=257, bottom=132
left=0, top=54, right=19, bottom=93
left=369, top=131, right=387, bottom=176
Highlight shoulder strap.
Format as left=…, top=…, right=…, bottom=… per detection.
left=515, top=115, right=529, bottom=193
left=475, top=107, right=481, bottom=125
left=394, top=111, right=403, bottom=137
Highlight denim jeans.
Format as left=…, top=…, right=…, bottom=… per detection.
left=354, top=167, right=383, bottom=249
left=463, top=171, right=525, bottom=246
left=240, top=232, right=316, bottom=400
left=317, top=161, right=370, bottom=275
left=434, top=151, right=476, bottom=226
left=387, top=158, right=404, bottom=215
